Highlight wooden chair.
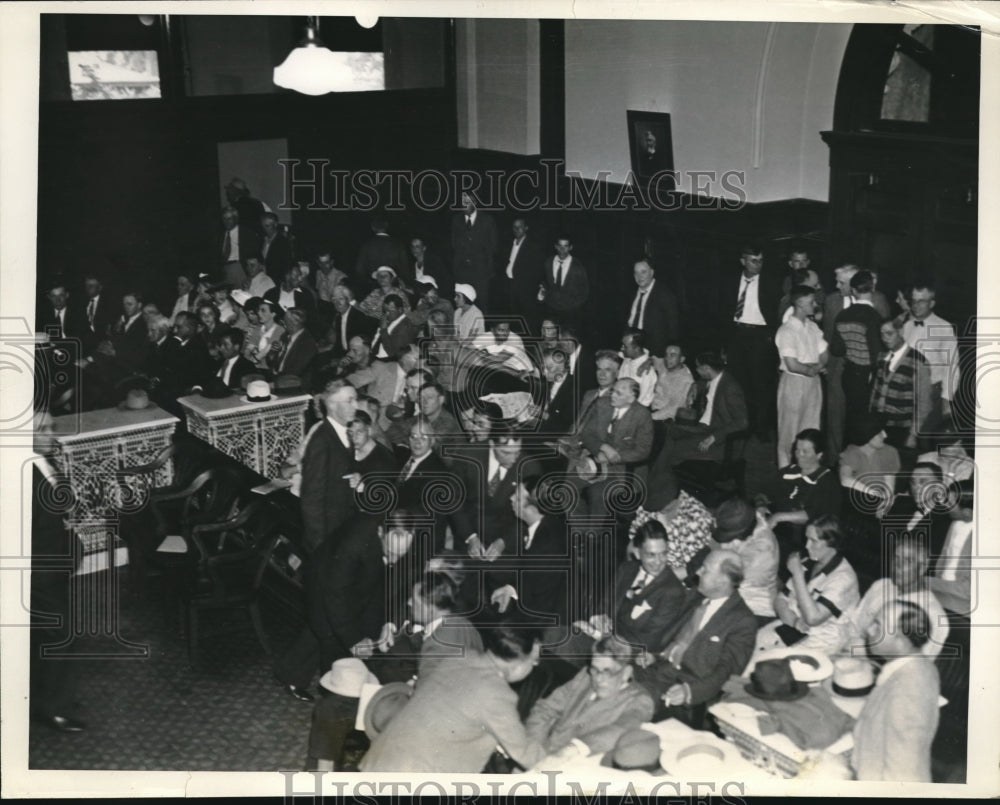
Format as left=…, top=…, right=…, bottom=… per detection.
left=183, top=499, right=284, bottom=667
left=673, top=428, right=750, bottom=508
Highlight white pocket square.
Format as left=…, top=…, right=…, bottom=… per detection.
left=630, top=601, right=653, bottom=619
left=709, top=635, right=721, bottom=642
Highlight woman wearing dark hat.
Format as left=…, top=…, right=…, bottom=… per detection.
left=839, top=412, right=899, bottom=518
left=711, top=498, right=780, bottom=622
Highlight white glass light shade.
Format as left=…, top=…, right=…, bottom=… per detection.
left=273, top=42, right=355, bottom=96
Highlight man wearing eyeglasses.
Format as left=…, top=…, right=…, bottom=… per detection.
left=525, top=637, right=653, bottom=759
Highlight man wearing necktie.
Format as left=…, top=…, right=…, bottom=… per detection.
left=571, top=378, right=654, bottom=519
left=869, top=319, right=934, bottom=450
left=451, top=192, right=497, bottom=312
left=539, top=234, right=588, bottom=333
left=724, top=245, right=781, bottom=439
left=38, top=281, right=78, bottom=341
left=632, top=549, right=757, bottom=726
left=625, top=260, right=679, bottom=358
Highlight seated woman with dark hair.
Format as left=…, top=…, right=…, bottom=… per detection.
left=839, top=412, right=900, bottom=517
left=757, top=427, right=841, bottom=567
left=525, top=637, right=654, bottom=760
left=359, top=622, right=547, bottom=773
left=852, top=600, right=940, bottom=782
left=753, top=514, right=860, bottom=654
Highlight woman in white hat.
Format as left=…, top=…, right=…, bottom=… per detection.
left=453, top=283, right=484, bottom=344
left=358, top=266, right=411, bottom=319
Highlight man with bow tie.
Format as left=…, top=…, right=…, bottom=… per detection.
left=870, top=318, right=934, bottom=450
left=632, top=549, right=757, bottom=726
left=894, top=281, right=960, bottom=438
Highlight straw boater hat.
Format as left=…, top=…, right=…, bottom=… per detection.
left=371, top=266, right=397, bottom=280
left=244, top=379, right=272, bottom=403
left=319, top=658, right=378, bottom=698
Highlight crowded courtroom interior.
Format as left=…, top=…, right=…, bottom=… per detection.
left=16, top=10, right=990, bottom=788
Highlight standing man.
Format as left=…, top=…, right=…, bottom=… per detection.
left=224, top=177, right=266, bottom=237
left=823, top=264, right=892, bottom=461
left=220, top=206, right=259, bottom=288
left=498, top=217, right=543, bottom=332
left=625, top=260, right=679, bottom=359
left=355, top=216, right=410, bottom=290
left=409, top=236, right=452, bottom=299
left=260, top=212, right=294, bottom=285
left=774, top=285, right=828, bottom=468
left=540, top=234, right=589, bottom=333
left=830, top=270, right=884, bottom=437
left=300, top=380, right=358, bottom=552
left=724, top=245, right=781, bottom=440
left=869, top=319, right=934, bottom=450
left=77, top=273, right=115, bottom=354
left=896, top=281, right=960, bottom=436
left=451, top=192, right=497, bottom=312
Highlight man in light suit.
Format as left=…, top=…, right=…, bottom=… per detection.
left=572, top=378, right=654, bottom=517
left=633, top=549, right=757, bottom=726
left=852, top=601, right=940, bottom=782
left=451, top=192, right=497, bottom=312
left=646, top=350, right=749, bottom=506
left=540, top=234, right=588, bottom=333
left=299, top=380, right=358, bottom=553
left=624, top=259, right=680, bottom=358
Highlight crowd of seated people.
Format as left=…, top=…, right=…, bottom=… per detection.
left=33, top=206, right=972, bottom=780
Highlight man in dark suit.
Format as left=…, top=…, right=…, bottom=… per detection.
left=456, top=426, right=543, bottom=551
left=487, top=475, right=572, bottom=645
left=166, top=311, right=215, bottom=394
left=108, top=290, right=150, bottom=374
left=268, top=307, right=318, bottom=380
left=300, top=379, right=358, bottom=553
left=323, top=285, right=377, bottom=359
left=646, top=351, right=749, bottom=508
left=724, top=245, right=782, bottom=438
left=143, top=313, right=182, bottom=400
left=624, top=259, right=679, bottom=358
left=370, top=295, right=418, bottom=362
left=554, top=517, right=690, bottom=666
left=540, top=234, right=589, bottom=333
left=225, top=176, right=266, bottom=237
left=260, top=212, right=294, bottom=285
left=885, top=463, right=954, bottom=559
left=409, top=236, right=452, bottom=299
left=273, top=509, right=421, bottom=701
left=212, top=327, right=256, bottom=391
left=633, top=549, right=757, bottom=726
left=355, top=216, right=410, bottom=291
left=265, top=266, right=316, bottom=317
left=572, top=378, right=654, bottom=517
left=77, top=274, right=116, bottom=355
left=497, top=217, right=544, bottom=331
left=36, top=280, right=86, bottom=342
left=395, top=417, right=458, bottom=555
left=30, top=415, right=88, bottom=732
left=220, top=205, right=260, bottom=288
left=560, top=324, right=596, bottom=399
left=535, top=346, right=578, bottom=437
left=451, top=192, right=497, bottom=312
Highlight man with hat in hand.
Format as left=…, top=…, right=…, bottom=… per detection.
left=633, top=549, right=757, bottom=726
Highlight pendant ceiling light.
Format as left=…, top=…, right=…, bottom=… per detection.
left=273, top=17, right=354, bottom=96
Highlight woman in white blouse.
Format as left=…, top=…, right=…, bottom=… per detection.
left=245, top=299, right=284, bottom=370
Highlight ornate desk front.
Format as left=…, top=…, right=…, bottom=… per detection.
left=50, top=404, right=179, bottom=568
left=178, top=393, right=311, bottom=479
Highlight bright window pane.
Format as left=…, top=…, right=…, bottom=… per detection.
left=68, top=50, right=161, bottom=101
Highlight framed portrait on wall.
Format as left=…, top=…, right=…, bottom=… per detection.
left=627, top=110, right=674, bottom=184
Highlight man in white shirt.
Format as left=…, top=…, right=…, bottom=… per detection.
left=650, top=343, right=694, bottom=422
left=244, top=256, right=276, bottom=299
left=220, top=206, right=251, bottom=287
left=774, top=285, right=828, bottom=467
left=896, top=282, right=960, bottom=433
left=618, top=329, right=657, bottom=407
left=472, top=320, right=534, bottom=376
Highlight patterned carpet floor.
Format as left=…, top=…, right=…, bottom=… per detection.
left=28, top=580, right=315, bottom=771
